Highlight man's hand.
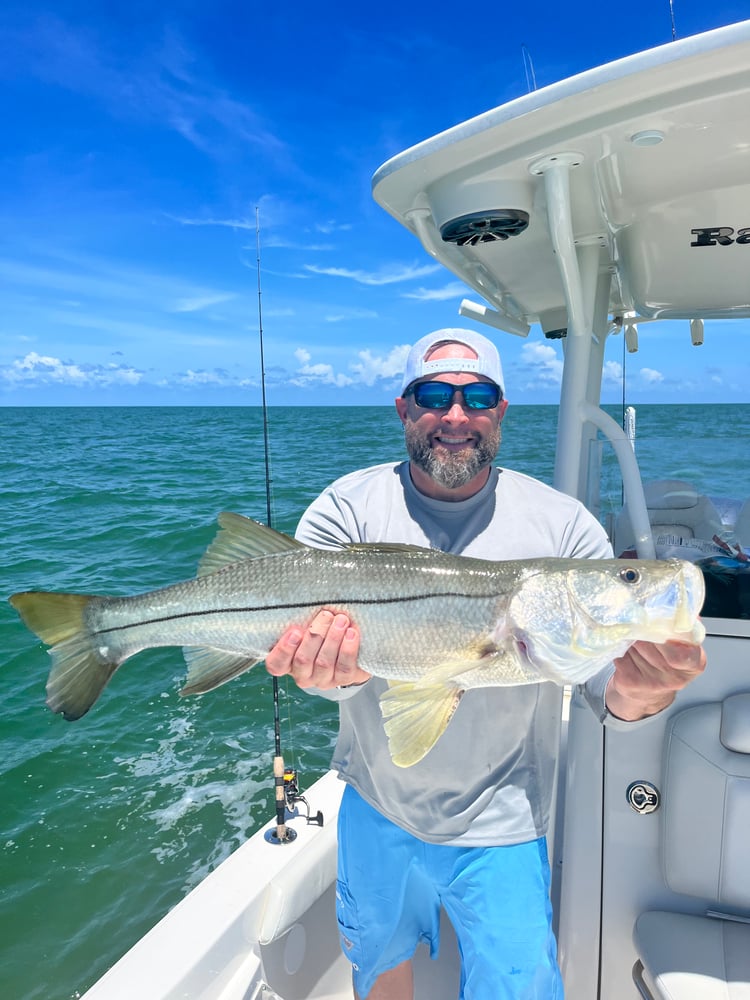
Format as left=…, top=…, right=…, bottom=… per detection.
left=265, top=609, right=370, bottom=690
left=605, top=638, right=707, bottom=721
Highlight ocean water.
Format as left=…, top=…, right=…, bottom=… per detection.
left=1, top=403, right=748, bottom=1000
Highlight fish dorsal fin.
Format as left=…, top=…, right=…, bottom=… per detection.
left=380, top=680, right=463, bottom=767
left=197, top=512, right=306, bottom=577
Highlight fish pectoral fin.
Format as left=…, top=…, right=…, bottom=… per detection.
left=411, top=640, right=500, bottom=687
left=379, top=680, right=463, bottom=768
left=181, top=646, right=263, bottom=695
left=197, top=513, right=307, bottom=577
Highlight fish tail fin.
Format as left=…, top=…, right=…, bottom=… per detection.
left=380, top=680, right=463, bottom=767
left=9, top=592, right=119, bottom=720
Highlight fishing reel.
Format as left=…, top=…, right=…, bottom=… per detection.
left=265, top=767, right=323, bottom=845
left=266, top=675, right=324, bottom=842
left=283, top=768, right=324, bottom=827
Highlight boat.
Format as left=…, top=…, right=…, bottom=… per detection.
left=80, top=19, right=750, bottom=1000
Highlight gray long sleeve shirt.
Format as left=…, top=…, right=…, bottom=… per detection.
left=296, top=461, right=631, bottom=846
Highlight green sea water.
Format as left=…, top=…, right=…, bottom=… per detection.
left=2, top=403, right=749, bottom=999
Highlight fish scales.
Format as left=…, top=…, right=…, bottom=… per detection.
left=9, top=512, right=706, bottom=766
left=84, top=544, right=525, bottom=684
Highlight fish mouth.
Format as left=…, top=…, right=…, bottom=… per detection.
left=644, top=560, right=706, bottom=637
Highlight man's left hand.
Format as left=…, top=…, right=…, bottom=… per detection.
left=605, top=638, right=707, bottom=722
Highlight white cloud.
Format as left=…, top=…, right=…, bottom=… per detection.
left=1, top=352, right=143, bottom=388
left=402, top=281, right=469, bottom=301
left=147, top=368, right=256, bottom=390
left=602, top=360, right=623, bottom=383
left=303, top=262, right=441, bottom=286
left=173, top=199, right=349, bottom=253
left=315, top=221, right=353, bottom=235
left=0, top=340, right=453, bottom=398
left=288, top=344, right=409, bottom=390
left=106, top=364, right=142, bottom=386
left=170, top=293, right=236, bottom=313
left=519, top=340, right=564, bottom=387
left=350, top=345, right=410, bottom=385
left=0, top=253, right=237, bottom=322
left=172, top=214, right=257, bottom=231
left=259, top=237, right=334, bottom=252
left=175, top=369, right=231, bottom=386
left=324, top=308, right=378, bottom=323
left=519, top=344, right=625, bottom=392
left=291, top=360, right=354, bottom=388
left=10, top=16, right=288, bottom=163
left=264, top=307, right=296, bottom=318
left=640, top=367, right=664, bottom=385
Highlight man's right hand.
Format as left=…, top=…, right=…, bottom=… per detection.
left=265, top=609, right=370, bottom=690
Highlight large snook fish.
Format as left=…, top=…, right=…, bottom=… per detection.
left=9, top=513, right=705, bottom=766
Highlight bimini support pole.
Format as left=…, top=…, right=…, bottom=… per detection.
left=529, top=153, right=596, bottom=500
left=529, top=153, right=654, bottom=557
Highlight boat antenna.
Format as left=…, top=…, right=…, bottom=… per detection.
left=255, top=208, right=294, bottom=845
left=668, top=0, right=677, bottom=39
left=256, top=208, right=273, bottom=529
left=521, top=44, right=537, bottom=92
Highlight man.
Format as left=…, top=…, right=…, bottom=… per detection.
left=266, top=329, right=705, bottom=1000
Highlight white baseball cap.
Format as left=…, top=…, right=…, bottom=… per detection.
left=400, top=328, right=505, bottom=395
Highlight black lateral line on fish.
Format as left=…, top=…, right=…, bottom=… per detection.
left=91, top=592, right=483, bottom=637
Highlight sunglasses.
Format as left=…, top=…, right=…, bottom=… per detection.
left=404, top=380, right=502, bottom=410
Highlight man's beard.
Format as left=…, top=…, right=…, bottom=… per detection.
left=404, top=422, right=501, bottom=490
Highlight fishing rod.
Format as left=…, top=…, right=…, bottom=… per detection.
left=255, top=209, right=322, bottom=845
left=254, top=207, right=292, bottom=845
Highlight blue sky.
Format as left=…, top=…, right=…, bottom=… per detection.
left=2, top=1, right=748, bottom=406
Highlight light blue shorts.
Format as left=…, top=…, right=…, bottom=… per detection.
left=336, top=785, right=563, bottom=1000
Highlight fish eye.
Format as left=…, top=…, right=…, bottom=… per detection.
left=619, top=567, right=641, bottom=584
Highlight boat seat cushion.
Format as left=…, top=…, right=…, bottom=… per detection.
left=721, top=692, right=750, bottom=754
left=634, top=697, right=750, bottom=999
left=614, top=479, right=722, bottom=555
left=661, top=697, right=750, bottom=906
left=634, top=911, right=750, bottom=999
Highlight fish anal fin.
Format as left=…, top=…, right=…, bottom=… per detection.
left=197, top=513, right=307, bottom=577
left=181, top=646, right=262, bottom=695
left=380, top=680, right=463, bottom=768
